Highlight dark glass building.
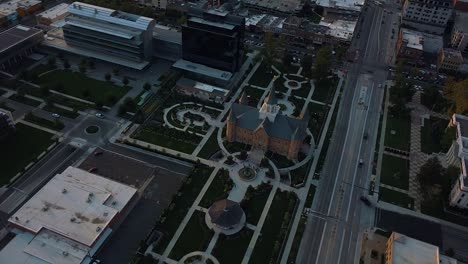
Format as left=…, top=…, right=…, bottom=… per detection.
left=182, top=8, right=245, bottom=73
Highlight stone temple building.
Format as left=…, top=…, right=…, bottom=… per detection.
left=226, top=86, right=308, bottom=160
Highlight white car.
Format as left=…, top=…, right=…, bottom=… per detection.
left=51, top=113, right=60, bottom=118
left=95, top=113, right=104, bottom=118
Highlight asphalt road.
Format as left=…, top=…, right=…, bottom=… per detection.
left=298, top=0, right=396, bottom=263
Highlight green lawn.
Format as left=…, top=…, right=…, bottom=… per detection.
left=224, top=141, right=252, bottom=154
left=0, top=123, right=54, bottom=185
left=24, top=113, right=64, bottom=131
left=169, top=210, right=214, bottom=261
left=305, top=185, right=317, bottom=208
left=199, top=169, right=233, bottom=208
left=266, top=151, right=294, bottom=168
left=249, top=190, right=297, bottom=264
left=249, top=63, right=275, bottom=87
left=198, top=129, right=220, bottom=159
left=153, top=165, right=214, bottom=254
left=134, top=126, right=201, bottom=154
left=290, top=163, right=310, bottom=186
left=291, top=82, right=312, bottom=98
left=245, top=86, right=266, bottom=106
left=380, top=155, right=410, bottom=190
left=9, top=94, right=41, bottom=107
left=42, top=105, right=79, bottom=119
left=212, top=229, right=254, bottom=264
left=384, top=114, right=411, bottom=151
left=38, top=70, right=129, bottom=106
left=241, top=183, right=273, bottom=225
left=308, top=102, right=330, bottom=140
left=312, top=78, right=337, bottom=104
left=379, top=187, right=414, bottom=210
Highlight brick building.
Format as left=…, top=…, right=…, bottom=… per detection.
left=226, top=87, right=308, bottom=160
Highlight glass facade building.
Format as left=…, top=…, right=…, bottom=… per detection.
left=182, top=8, right=245, bottom=73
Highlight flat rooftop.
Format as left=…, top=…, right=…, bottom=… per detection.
left=315, top=0, right=364, bottom=11
left=8, top=166, right=137, bottom=247
left=390, top=233, right=439, bottom=264
left=36, top=3, right=69, bottom=19
left=320, top=19, right=356, bottom=40
left=153, top=24, right=182, bottom=44
left=401, top=29, right=424, bottom=51
left=177, top=77, right=229, bottom=96
left=173, top=59, right=232, bottom=81
left=0, top=25, right=42, bottom=54
left=244, top=0, right=300, bottom=12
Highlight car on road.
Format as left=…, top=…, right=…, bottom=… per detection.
left=363, top=133, right=368, bottom=140
left=360, top=196, right=372, bottom=206
left=51, top=113, right=60, bottom=118
left=358, top=159, right=364, bottom=167
left=95, top=113, right=104, bottom=118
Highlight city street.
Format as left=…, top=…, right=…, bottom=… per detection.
left=298, top=0, right=396, bottom=263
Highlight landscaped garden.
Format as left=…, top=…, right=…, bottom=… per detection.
left=291, top=82, right=312, bottom=98
left=212, top=229, right=254, bottom=264
left=379, top=187, right=414, bottom=210
left=244, top=86, right=266, bottom=107
left=308, top=102, right=330, bottom=139
left=384, top=114, right=411, bottom=151
left=133, top=124, right=202, bottom=154
left=380, top=155, right=410, bottom=190
left=241, top=183, right=273, bottom=225
left=249, top=190, right=298, bottom=264
left=249, top=63, right=275, bottom=87
left=24, top=112, right=65, bottom=131
left=37, top=70, right=129, bottom=106
left=0, top=123, right=54, bottom=185
left=420, top=116, right=451, bottom=154
left=9, top=94, right=41, bottom=107
left=311, top=77, right=338, bottom=104
left=199, top=168, right=234, bottom=208
left=153, top=164, right=214, bottom=254
left=169, top=210, right=214, bottom=261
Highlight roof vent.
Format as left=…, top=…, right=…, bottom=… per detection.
left=70, top=217, right=76, bottom=222
left=62, top=188, right=67, bottom=194
left=96, top=226, right=102, bottom=232
left=62, top=251, right=69, bottom=256
left=42, top=206, right=49, bottom=212
left=103, top=212, right=108, bottom=217
left=111, top=201, right=117, bottom=206
left=89, top=192, right=94, bottom=197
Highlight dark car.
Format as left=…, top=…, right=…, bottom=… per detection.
left=360, top=196, right=372, bottom=206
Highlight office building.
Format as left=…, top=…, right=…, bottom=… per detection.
left=181, top=7, right=245, bottom=73
left=447, top=114, right=468, bottom=209
left=36, top=3, right=69, bottom=26
left=385, top=232, right=457, bottom=264
left=61, top=2, right=156, bottom=69
left=0, top=25, right=43, bottom=70
left=152, top=24, right=182, bottom=61
left=401, top=0, right=454, bottom=35
left=437, top=48, right=463, bottom=72
left=0, top=108, right=15, bottom=141
left=451, top=11, right=468, bottom=56
left=396, top=28, right=443, bottom=63
left=16, top=0, right=42, bottom=17
left=226, top=86, right=308, bottom=160
left=0, top=166, right=137, bottom=264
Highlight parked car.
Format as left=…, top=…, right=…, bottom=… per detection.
left=51, top=113, right=60, bottom=118
left=95, top=113, right=104, bottom=118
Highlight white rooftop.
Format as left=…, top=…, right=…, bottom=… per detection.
left=9, top=166, right=137, bottom=247
left=36, top=3, right=69, bottom=20
left=320, top=19, right=356, bottom=40
left=401, top=29, right=424, bottom=51
left=245, top=14, right=266, bottom=27
left=390, top=233, right=439, bottom=264
left=315, top=0, right=364, bottom=11
left=68, top=2, right=155, bottom=31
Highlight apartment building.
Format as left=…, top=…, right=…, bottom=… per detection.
left=447, top=114, right=468, bottom=209
left=450, top=11, right=468, bottom=56
left=402, top=0, right=454, bottom=34
left=437, top=48, right=463, bottom=72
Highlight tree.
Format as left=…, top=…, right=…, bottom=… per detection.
left=313, top=46, right=332, bottom=80
left=79, top=57, right=87, bottom=67
left=261, top=32, right=277, bottom=70
left=47, top=56, right=56, bottom=68
left=123, top=77, right=129, bottom=86
left=87, top=59, right=95, bottom=69
left=143, top=82, right=151, bottom=91
left=444, top=78, right=468, bottom=114
left=82, top=89, right=90, bottom=98
left=16, top=86, right=25, bottom=97
left=283, top=52, right=293, bottom=68
left=445, top=248, right=455, bottom=257
left=79, top=65, right=86, bottom=73
left=63, top=59, right=71, bottom=70
left=40, top=85, right=50, bottom=96
left=105, top=73, right=111, bottom=81
left=176, top=15, right=187, bottom=26
left=417, top=157, right=445, bottom=187
left=112, top=67, right=120, bottom=76
left=123, top=97, right=136, bottom=112
left=301, top=55, right=313, bottom=74
left=239, top=151, right=248, bottom=160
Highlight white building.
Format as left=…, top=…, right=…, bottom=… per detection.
left=0, top=166, right=137, bottom=264
left=315, top=0, right=364, bottom=17
left=402, top=0, right=454, bottom=35
left=385, top=232, right=457, bottom=264
left=447, top=114, right=468, bottom=209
